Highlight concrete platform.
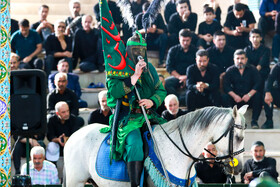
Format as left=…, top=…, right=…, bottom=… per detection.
left=81, top=88, right=106, bottom=108
left=74, top=70, right=106, bottom=89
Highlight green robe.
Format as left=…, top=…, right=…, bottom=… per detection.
left=102, top=62, right=167, bottom=161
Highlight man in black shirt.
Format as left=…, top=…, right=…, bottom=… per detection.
left=186, top=49, right=221, bottom=111
left=263, top=62, right=280, bottom=129
left=72, top=15, right=104, bottom=72
left=161, top=94, right=187, bottom=121
left=65, top=0, right=83, bottom=38
left=224, top=3, right=256, bottom=49
left=165, top=29, right=197, bottom=105
left=88, top=90, right=112, bottom=125
left=47, top=101, right=80, bottom=156
left=136, top=2, right=168, bottom=66
left=223, top=49, right=262, bottom=129
left=195, top=143, right=228, bottom=183
left=167, top=0, right=197, bottom=47
left=241, top=141, right=278, bottom=184
left=164, top=0, right=191, bottom=24
left=245, top=29, right=270, bottom=91
left=207, top=31, right=234, bottom=76
left=45, top=20, right=73, bottom=77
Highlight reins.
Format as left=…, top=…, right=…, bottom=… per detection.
left=158, top=117, right=246, bottom=187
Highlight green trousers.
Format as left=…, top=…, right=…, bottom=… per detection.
left=123, top=128, right=144, bottom=162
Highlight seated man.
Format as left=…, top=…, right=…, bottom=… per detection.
left=164, top=0, right=191, bottom=24
left=258, top=0, right=280, bottom=38
left=65, top=0, right=83, bottom=38
left=165, top=29, right=197, bottom=105
left=167, top=0, right=197, bottom=47
left=161, top=94, right=187, bottom=121
left=47, top=101, right=80, bottom=158
left=88, top=90, right=112, bottom=125
left=224, top=3, right=256, bottom=49
left=31, top=5, right=54, bottom=45
left=186, top=49, right=221, bottom=111
left=227, top=0, right=249, bottom=14
left=195, top=143, right=228, bottom=183
left=245, top=29, right=270, bottom=91
left=21, top=146, right=59, bottom=185
left=48, top=59, right=87, bottom=108
left=10, top=52, right=20, bottom=71
left=72, top=15, right=104, bottom=72
left=241, top=141, right=279, bottom=184
left=197, top=7, right=222, bottom=50
left=223, top=49, right=262, bottom=129
left=11, top=19, right=43, bottom=69
left=207, top=31, right=234, bottom=88
left=262, top=61, right=280, bottom=129
left=45, top=20, right=73, bottom=77
left=135, top=2, right=168, bottom=66
left=47, top=72, right=84, bottom=127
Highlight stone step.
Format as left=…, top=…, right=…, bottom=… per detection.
left=81, top=88, right=106, bottom=108
left=74, top=70, right=106, bottom=89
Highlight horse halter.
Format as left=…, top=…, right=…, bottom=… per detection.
left=158, top=117, right=246, bottom=186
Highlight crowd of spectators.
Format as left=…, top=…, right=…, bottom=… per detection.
left=10, top=0, right=280, bottom=185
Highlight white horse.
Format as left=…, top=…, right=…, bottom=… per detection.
left=64, top=105, right=248, bottom=187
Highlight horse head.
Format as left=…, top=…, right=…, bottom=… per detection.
left=212, top=105, right=248, bottom=176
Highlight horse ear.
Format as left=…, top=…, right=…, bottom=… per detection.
left=238, top=105, right=249, bottom=115
left=233, top=105, right=238, bottom=118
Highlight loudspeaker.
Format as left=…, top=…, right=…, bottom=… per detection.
left=11, top=70, right=46, bottom=136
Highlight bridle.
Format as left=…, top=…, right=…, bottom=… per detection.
left=158, top=117, right=246, bottom=186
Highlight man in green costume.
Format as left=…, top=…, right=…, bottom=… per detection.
left=99, top=0, right=166, bottom=186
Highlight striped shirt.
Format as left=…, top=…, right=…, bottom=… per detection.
left=21, top=160, right=60, bottom=185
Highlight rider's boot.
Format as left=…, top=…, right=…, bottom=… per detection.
left=127, top=161, right=143, bottom=187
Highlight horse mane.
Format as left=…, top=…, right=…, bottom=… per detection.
left=160, top=106, right=233, bottom=134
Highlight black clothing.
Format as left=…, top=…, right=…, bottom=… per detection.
left=72, top=28, right=104, bottom=71
left=198, top=21, right=222, bottom=36
left=47, top=114, right=80, bottom=156
left=241, top=157, right=279, bottom=183
left=224, top=10, right=256, bottom=49
left=223, top=64, right=261, bottom=96
left=11, top=19, right=19, bottom=36
left=47, top=88, right=79, bottom=116
left=31, top=21, right=53, bottom=42
left=195, top=161, right=227, bottom=183
left=166, top=44, right=197, bottom=75
left=161, top=109, right=187, bottom=121
left=207, top=45, right=234, bottom=74
left=88, top=109, right=112, bottom=125
left=244, top=44, right=270, bottom=80
left=186, top=63, right=221, bottom=111
left=93, top=1, right=122, bottom=24
left=164, top=0, right=191, bottom=24
left=223, top=64, right=262, bottom=120
left=264, top=63, right=280, bottom=120
left=168, top=12, right=198, bottom=47
left=65, top=16, right=83, bottom=38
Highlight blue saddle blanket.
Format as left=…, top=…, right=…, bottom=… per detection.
left=96, top=134, right=130, bottom=181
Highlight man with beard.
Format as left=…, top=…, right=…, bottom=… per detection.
left=185, top=49, right=221, bottom=111
left=47, top=102, right=80, bottom=157
left=21, top=146, right=59, bottom=185
left=65, top=0, right=83, bottom=38
left=88, top=90, right=112, bottom=125
left=223, top=49, right=262, bottom=129
left=241, top=141, right=278, bottom=184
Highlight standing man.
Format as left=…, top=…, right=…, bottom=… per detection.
left=258, top=0, right=280, bottom=38
left=21, top=146, right=59, bottom=185
left=186, top=49, right=221, bottom=111
left=31, top=5, right=54, bottom=44
left=165, top=29, right=197, bottom=105
left=223, top=49, right=262, bottom=129
left=11, top=19, right=43, bottom=69
left=241, top=141, right=278, bottom=184
left=65, top=0, right=83, bottom=38
left=72, top=15, right=104, bottom=72
left=224, top=3, right=256, bottom=49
